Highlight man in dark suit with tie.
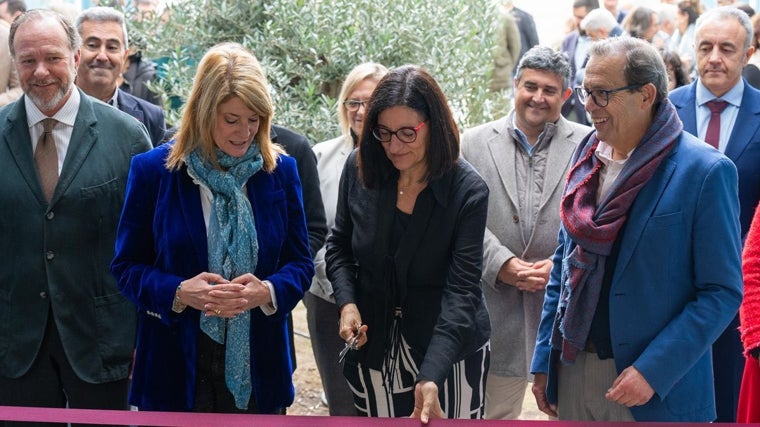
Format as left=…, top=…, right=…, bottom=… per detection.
left=0, top=9, right=152, bottom=417
left=75, top=6, right=166, bottom=146
left=669, top=6, right=760, bottom=423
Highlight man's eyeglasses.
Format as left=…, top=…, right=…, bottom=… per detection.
left=575, top=84, right=644, bottom=108
left=372, top=122, right=426, bottom=144
left=343, top=100, right=369, bottom=112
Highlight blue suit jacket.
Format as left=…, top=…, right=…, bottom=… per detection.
left=117, top=88, right=166, bottom=147
left=670, top=79, right=760, bottom=238
left=111, top=143, right=314, bottom=412
left=531, top=131, right=743, bottom=421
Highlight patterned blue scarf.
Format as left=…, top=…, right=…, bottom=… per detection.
left=186, top=143, right=263, bottom=410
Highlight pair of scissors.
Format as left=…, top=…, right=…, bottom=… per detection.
left=338, top=326, right=362, bottom=364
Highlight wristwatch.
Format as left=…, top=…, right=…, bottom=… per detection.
left=171, top=283, right=187, bottom=313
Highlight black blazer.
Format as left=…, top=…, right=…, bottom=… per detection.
left=271, top=125, right=327, bottom=257
left=326, top=152, right=491, bottom=384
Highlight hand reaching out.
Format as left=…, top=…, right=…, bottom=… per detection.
left=410, top=381, right=443, bottom=424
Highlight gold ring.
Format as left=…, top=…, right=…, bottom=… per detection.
left=215, top=309, right=221, bottom=315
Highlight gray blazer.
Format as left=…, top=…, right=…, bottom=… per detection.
left=0, top=89, right=152, bottom=383
left=310, top=134, right=354, bottom=301
left=461, top=113, right=590, bottom=378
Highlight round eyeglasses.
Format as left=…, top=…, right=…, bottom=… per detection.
left=574, top=84, right=644, bottom=108
left=343, top=100, right=369, bottom=112
left=372, top=122, right=426, bottom=144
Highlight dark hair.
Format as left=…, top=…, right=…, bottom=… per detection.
left=677, top=0, right=700, bottom=25
left=358, top=65, right=459, bottom=189
left=5, top=0, right=25, bottom=17
left=573, top=0, right=599, bottom=10
left=589, top=37, right=668, bottom=107
left=515, top=46, right=572, bottom=90
left=625, top=6, right=657, bottom=40
left=661, top=49, right=691, bottom=88
left=737, top=4, right=755, bottom=18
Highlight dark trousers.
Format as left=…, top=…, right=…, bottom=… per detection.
left=303, top=291, right=356, bottom=415
left=712, top=314, right=743, bottom=422
left=0, top=313, right=129, bottom=427
left=193, top=332, right=285, bottom=415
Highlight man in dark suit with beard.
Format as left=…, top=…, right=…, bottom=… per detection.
left=0, top=9, right=151, bottom=416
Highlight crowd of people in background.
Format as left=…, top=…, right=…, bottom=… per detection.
left=0, top=0, right=759, bottom=425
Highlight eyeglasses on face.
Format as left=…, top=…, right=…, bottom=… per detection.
left=343, top=99, right=369, bottom=112
left=372, top=122, right=426, bottom=144
left=574, top=84, right=644, bottom=107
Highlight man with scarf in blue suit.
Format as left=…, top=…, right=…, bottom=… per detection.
left=530, top=36, right=742, bottom=422
left=669, top=7, right=760, bottom=422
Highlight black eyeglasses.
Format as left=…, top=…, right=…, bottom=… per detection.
left=372, top=122, right=426, bottom=144
left=575, top=84, right=644, bottom=107
left=343, top=99, right=369, bottom=112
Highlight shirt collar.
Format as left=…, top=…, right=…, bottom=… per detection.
left=509, top=111, right=558, bottom=151
left=108, top=90, right=119, bottom=109
left=594, top=139, right=635, bottom=166
left=25, top=87, right=80, bottom=128
left=696, top=78, right=744, bottom=107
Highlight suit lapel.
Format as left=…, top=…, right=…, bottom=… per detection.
left=613, top=154, right=677, bottom=280
left=672, top=83, right=699, bottom=134
left=486, top=118, right=519, bottom=209
left=725, top=84, right=760, bottom=161
left=54, top=91, right=98, bottom=205
left=2, top=98, right=47, bottom=203
left=117, top=89, right=145, bottom=123
left=177, top=166, right=208, bottom=269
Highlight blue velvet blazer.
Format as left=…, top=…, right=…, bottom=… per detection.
left=111, top=143, right=313, bottom=412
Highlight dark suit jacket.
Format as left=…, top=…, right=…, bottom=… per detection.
left=0, top=89, right=152, bottom=383
left=670, top=79, right=760, bottom=238
left=117, top=88, right=166, bottom=147
left=513, top=7, right=539, bottom=61
left=560, top=31, right=590, bottom=125
left=111, top=143, right=314, bottom=412
left=271, top=125, right=327, bottom=257
left=326, top=153, right=491, bottom=384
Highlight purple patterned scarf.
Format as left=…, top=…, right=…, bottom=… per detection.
left=551, top=99, right=683, bottom=363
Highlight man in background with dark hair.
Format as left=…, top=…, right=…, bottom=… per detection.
left=560, top=0, right=599, bottom=126
left=75, top=7, right=166, bottom=146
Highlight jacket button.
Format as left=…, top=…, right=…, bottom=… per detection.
left=39, top=291, right=47, bottom=299
left=46, top=211, right=54, bottom=220
left=512, top=215, right=519, bottom=223
left=46, top=251, right=54, bottom=260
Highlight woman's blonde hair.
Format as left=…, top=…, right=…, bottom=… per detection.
left=166, top=42, right=281, bottom=171
left=337, top=62, right=388, bottom=138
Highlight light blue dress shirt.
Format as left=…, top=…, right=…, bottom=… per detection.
left=696, top=79, right=743, bottom=153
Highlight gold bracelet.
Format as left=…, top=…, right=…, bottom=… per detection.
left=171, top=283, right=187, bottom=313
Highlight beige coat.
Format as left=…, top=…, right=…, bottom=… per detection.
left=461, top=113, right=590, bottom=378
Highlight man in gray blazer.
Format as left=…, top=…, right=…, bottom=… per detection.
left=0, top=9, right=151, bottom=415
left=461, top=46, right=591, bottom=420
